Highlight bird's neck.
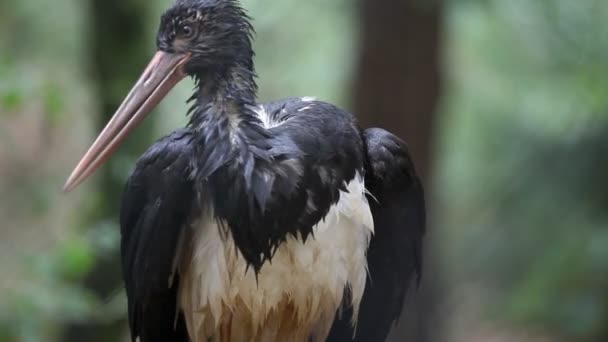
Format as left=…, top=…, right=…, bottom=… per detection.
left=188, top=60, right=258, bottom=128
left=186, top=60, right=270, bottom=179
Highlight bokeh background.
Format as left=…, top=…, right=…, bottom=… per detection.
left=1, top=0, right=607, bottom=341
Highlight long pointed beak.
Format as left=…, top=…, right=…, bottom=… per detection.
left=63, top=51, right=191, bottom=192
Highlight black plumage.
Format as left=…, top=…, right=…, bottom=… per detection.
left=328, top=128, right=425, bottom=341
left=65, top=0, right=425, bottom=341
left=120, top=130, right=195, bottom=341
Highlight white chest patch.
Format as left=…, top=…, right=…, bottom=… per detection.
left=177, top=174, right=373, bottom=342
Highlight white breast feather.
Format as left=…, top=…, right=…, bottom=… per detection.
left=178, top=173, right=374, bottom=342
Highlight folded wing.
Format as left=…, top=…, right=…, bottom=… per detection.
left=328, top=127, right=426, bottom=341
left=119, top=129, right=195, bottom=342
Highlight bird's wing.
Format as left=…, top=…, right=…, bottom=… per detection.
left=119, top=129, right=195, bottom=342
left=328, top=127, right=426, bottom=342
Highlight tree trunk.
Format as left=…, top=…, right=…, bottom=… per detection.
left=63, top=0, right=155, bottom=340
left=353, top=0, right=444, bottom=341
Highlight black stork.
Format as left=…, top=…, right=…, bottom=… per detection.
left=64, top=0, right=425, bottom=341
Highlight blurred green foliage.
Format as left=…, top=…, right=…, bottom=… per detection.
left=0, top=223, right=121, bottom=342
left=1, top=0, right=607, bottom=341
left=439, top=0, right=608, bottom=340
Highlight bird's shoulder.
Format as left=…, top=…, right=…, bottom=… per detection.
left=120, top=128, right=196, bottom=242
left=254, top=97, right=366, bottom=200
left=129, top=128, right=196, bottom=181
left=258, top=97, right=357, bottom=131
left=364, top=127, right=419, bottom=188
left=257, top=97, right=362, bottom=161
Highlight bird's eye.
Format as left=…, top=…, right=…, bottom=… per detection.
left=180, top=25, right=194, bottom=38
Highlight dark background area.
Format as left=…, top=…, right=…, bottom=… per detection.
left=1, top=0, right=607, bottom=341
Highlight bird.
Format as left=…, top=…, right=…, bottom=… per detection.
left=64, top=0, right=425, bottom=341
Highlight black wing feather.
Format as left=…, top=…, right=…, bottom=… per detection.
left=120, top=129, right=195, bottom=342
left=328, top=127, right=426, bottom=342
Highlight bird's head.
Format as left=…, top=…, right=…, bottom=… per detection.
left=157, top=0, right=254, bottom=73
left=63, top=0, right=254, bottom=192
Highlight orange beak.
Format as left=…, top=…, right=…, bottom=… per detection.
left=63, top=51, right=191, bottom=192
